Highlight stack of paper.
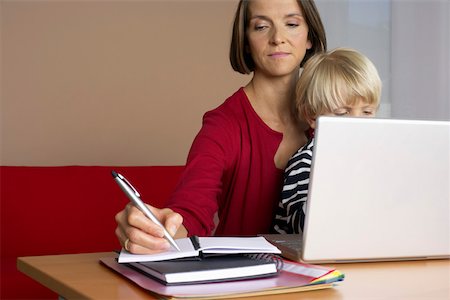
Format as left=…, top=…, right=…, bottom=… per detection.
left=118, top=236, right=284, bottom=285
left=100, top=236, right=344, bottom=298
left=101, top=256, right=344, bottom=299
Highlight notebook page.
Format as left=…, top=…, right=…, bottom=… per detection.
left=199, top=237, right=281, bottom=254
left=118, top=237, right=198, bottom=263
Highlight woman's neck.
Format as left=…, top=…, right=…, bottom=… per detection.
left=244, top=73, right=298, bottom=132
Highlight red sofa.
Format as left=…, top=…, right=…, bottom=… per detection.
left=0, top=165, right=184, bottom=299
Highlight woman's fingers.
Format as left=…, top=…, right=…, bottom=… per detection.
left=115, top=203, right=184, bottom=254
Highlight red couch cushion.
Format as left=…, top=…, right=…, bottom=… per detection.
left=0, top=165, right=184, bottom=299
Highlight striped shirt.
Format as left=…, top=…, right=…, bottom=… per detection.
left=272, top=138, right=314, bottom=234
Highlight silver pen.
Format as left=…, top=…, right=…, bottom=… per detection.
left=111, top=170, right=181, bottom=251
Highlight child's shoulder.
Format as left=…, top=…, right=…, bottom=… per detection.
left=285, top=138, right=314, bottom=172
left=294, top=138, right=314, bottom=158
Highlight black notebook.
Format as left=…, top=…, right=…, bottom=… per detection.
left=127, top=253, right=283, bottom=285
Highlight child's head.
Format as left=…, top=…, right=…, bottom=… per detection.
left=295, top=47, right=382, bottom=128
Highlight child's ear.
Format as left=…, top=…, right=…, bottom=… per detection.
left=307, top=117, right=317, bottom=129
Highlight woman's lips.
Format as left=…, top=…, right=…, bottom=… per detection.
left=269, top=52, right=289, bottom=58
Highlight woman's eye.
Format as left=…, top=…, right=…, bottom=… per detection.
left=254, top=23, right=269, bottom=31
left=287, top=22, right=299, bottom=28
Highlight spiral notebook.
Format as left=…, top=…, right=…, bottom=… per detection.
left=127, top=253, right=283, bottom=285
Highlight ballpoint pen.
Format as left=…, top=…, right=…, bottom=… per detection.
left=111, top=170, right=181, bottom=251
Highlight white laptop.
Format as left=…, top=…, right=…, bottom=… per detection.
left=266, top=116, right=450, bottom=263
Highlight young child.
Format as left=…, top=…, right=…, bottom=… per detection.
left=272, top=47, right=382, bottom=234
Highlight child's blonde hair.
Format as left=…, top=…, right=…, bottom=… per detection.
left=296, top=47, right=382, bottom=122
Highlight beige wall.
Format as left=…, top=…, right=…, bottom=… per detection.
left=1, top=0, right=249, bottom=166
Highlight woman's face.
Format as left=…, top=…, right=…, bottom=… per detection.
left=246, top=0, right=312, bottom=78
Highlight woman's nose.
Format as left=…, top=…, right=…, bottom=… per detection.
left=270, top=27, right=285, bottom=45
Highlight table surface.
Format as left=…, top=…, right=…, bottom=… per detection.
left=17, top=252, right=450, bottom=299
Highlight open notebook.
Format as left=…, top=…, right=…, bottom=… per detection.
left=266, top=117, right=450, bottom=263
left=118, top=236, right=281, bottom=263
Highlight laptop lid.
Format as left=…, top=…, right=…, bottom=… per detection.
left=301, top=117, right=450, bottom=263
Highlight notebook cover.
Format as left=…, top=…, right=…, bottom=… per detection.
left=127, top=254, right=281, bottom=285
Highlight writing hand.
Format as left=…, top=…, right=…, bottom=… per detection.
left=115, top=203, right=185, bottom=254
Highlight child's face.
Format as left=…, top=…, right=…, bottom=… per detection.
left=325, top=98, right=377, bottom=118
left=308, top=98, right=378, bottom=129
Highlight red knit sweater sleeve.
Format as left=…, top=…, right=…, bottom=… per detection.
left=166, top=88, right=284, bottom=237
left=165, top=106, right=235, bottom=236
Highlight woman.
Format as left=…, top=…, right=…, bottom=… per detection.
left=115, top=0, right=327, bottom=254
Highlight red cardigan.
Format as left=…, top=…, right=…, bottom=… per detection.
left=166, top=88, right=284, bottom=236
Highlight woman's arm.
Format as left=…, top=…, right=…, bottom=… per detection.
left=115, top=105, right=236, bottom=253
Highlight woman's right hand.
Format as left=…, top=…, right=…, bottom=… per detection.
left=115, top=203, right=186, bottom=254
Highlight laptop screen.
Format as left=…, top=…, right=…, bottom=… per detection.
left=300, top=117, right=450, bottom=263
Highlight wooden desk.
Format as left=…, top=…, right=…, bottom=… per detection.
left=18, top=252, right=449, bottom=299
